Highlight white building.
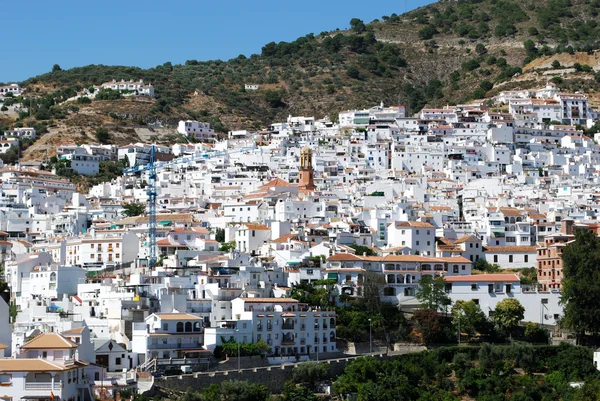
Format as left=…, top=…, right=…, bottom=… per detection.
left=209, top=297, right=337, bottom=357
left=3, top=128, right=37, bottom=139
left=131, top=312, right=204, bottom=366
left=0, top=84, right=23, bottom=97
left=177, top=121, right=216, bottom=141
left=60, top=153, right=101, bottom=175
left=100, top=79, right=154, bottom=97
left=445, top=273, right=561, bottom=325
left=386, top=221, right=436, bottom=256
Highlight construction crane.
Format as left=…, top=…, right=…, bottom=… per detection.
left=123, top=144, right=258, bottom=270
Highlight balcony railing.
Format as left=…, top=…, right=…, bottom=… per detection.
left=282, top=323, right=294, bottom=330
left=148, top=343, right=202, bottom=350
left=257, top=325, right=263, bottom=331
left=25, top=381, right=62, bottom=390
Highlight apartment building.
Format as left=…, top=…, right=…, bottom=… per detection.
left=220, top=297, right=337, bottom=356
left=131, top=312, right=204, bottom=366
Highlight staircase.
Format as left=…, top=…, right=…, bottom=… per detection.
left=137, top=358, right=156, bottom=372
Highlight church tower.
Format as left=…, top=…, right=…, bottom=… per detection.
left=298, top=146, right=316, bottom=193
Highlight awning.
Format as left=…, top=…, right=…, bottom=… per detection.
left=158, top=221, right=171, bottom=226
left=286, top=261, right=300, bottom=265
left=491, top=228, right=505, bottom=238
left=327, top=273, right=338, bottom=280
left=353, top=117, right=370, bottom=124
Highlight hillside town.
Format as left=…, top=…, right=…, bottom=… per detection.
left=2, top=80, right=600, bottom=398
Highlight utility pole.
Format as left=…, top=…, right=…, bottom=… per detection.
left=235, top=329, right=241, bottom=372
left=368, top=318, right=372, bottom=354
left=458, top=315, right=461, bottom=345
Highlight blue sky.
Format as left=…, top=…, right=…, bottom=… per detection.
left=1, top=0, right=432, bottom=82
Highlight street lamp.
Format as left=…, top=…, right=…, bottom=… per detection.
left=368, top=318, right=372, bottom=354
left=235, top=329, right=241, bottom=372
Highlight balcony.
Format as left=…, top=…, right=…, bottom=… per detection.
left=282, top=323, right=295, bottom=330
left=300, top=324, right=306, bottom=331
left=267, top=326, right=272, bottom=331
left=148, top=342, right=203, bottom=350
left=314, top=325, right=320, bottom=330
left=25, top=381, right=62, bottom=390
left=257, top=325, right=263, bottom=331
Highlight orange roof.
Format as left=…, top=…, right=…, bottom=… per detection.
left=499, top=207, right=524, bottom=217
left=244, top=223, right=270, bottom=231
left=61, top=327, right=86, bottom=335
left=327, top=253, right=363, bottom=261
left=272, top=234, right=297, bottom=243
left=444, top=274, right=519, bottom=283
left=0, top=358, right=78, bottom=372
left=395, top=221, right=434, bottom=228
left=22, top=333, right=78, bottom=350
left=260, top=178, right=293, bottom=189
left=453, top=235, right=479, bottom=244
left=0, top=343, right=7, bottom=350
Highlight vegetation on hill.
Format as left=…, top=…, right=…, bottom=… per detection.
left=3, top=0, right=600, bottom=155
left=334, top=343, right=600, bottom=400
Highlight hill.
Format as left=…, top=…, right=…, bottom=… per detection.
left=6, top=0, right=600, bottom=161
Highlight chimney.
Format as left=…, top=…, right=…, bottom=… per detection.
left=561, top=219, right=574, bottom=235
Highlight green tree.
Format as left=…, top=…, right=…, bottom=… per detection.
left=215, top=227, right=225, bottom=243
left=419, top=25, right=438, bottom=40
left=475, top=43, right=487, bottom=55
left=282, top=381, right=319, bottom=401
left=493, top=298, right=524, bottom=336
left=95, top=127, right=110, bottom=144
left=121, top=202, right=146, bottom=217
left=292, top=362, right=328, bottom=391
left=349, top=244, right=376, bottom=256
left=416, top=275, right=451, bottom=312
left=217, top=380, right=270, bottom=401
left=561, top=229, right=600, bottom=342
left=350, top=18, right=366, bottom=33
left=52, top=64, right=62, bottom=72
left=452, top=300, right=488, bottom=339
left=551, top=60, right=561, bottom=69
left=524, top=322, right=548, bottom=343
left=219, top=242, right=236, bottom=252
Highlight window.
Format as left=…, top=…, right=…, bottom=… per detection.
left=115, top=357, right=121, bottom=365
left=524, top=255, right=528, bottom=263
left=471, top=283, right=477, bottom=291
left=541, top=298, right=548, bottom=304
left=509, top=255, right=513, bottom=263
left=162, top=323, right=168, bottom=331
left=494, top=255, right=498, bottom=263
